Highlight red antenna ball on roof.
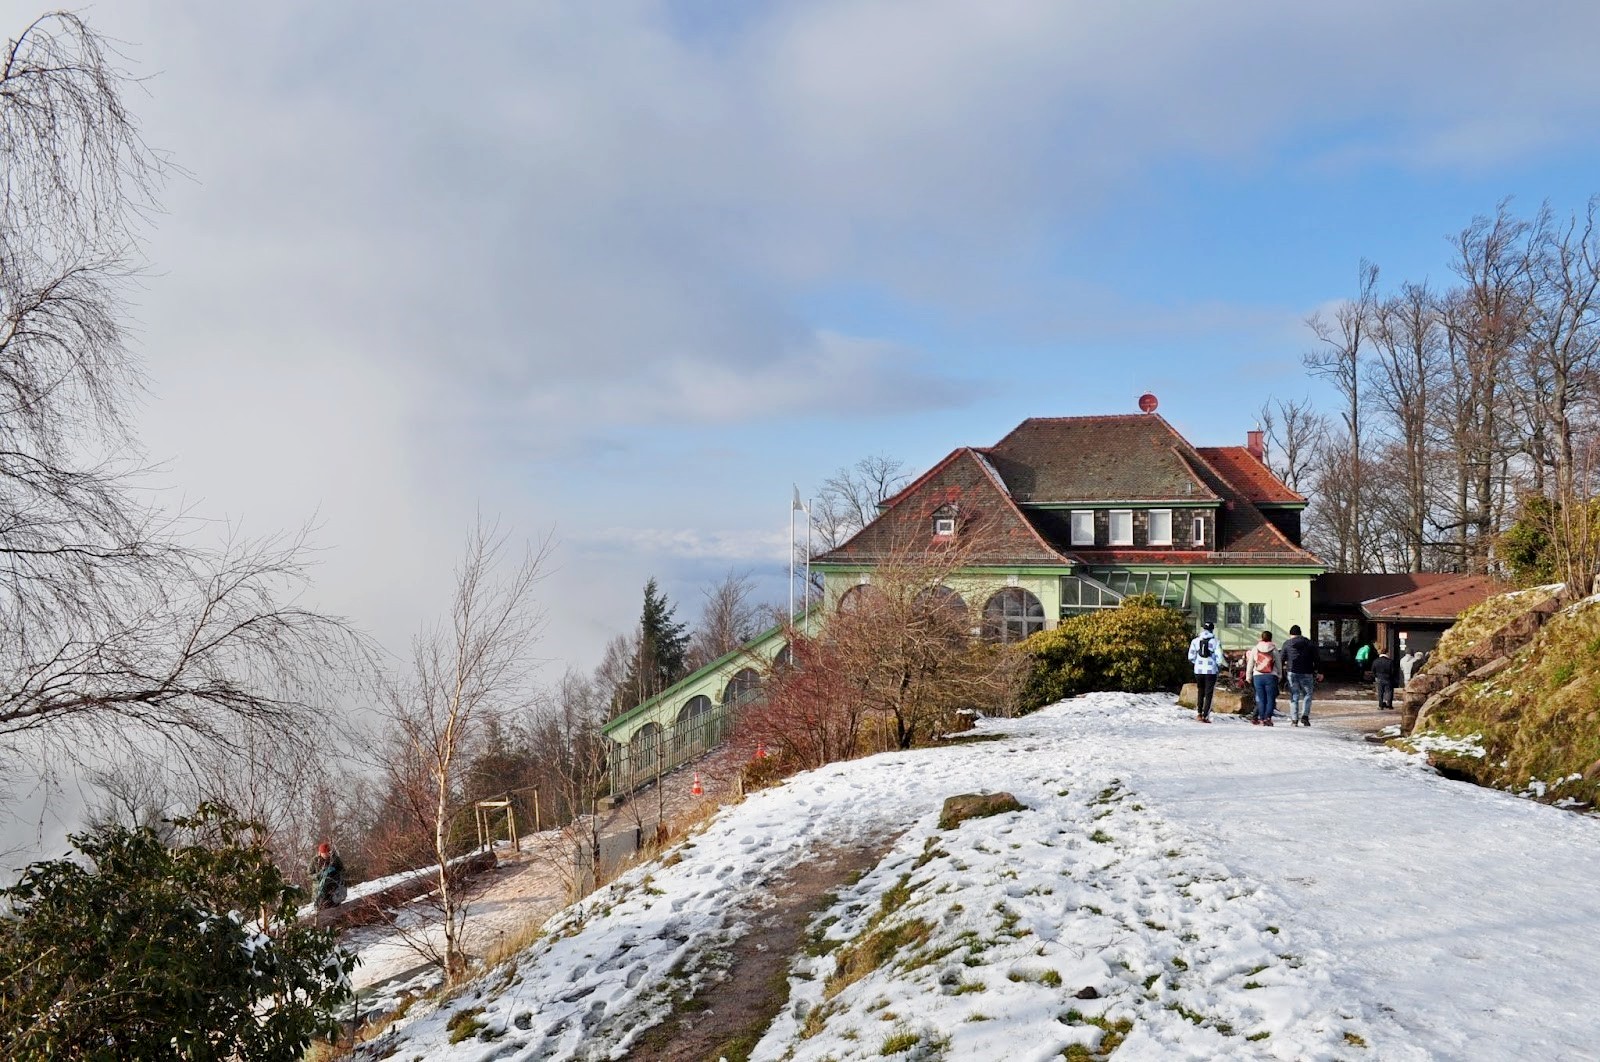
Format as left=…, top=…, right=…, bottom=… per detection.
left=1137, top=392, right=1159, bottom=413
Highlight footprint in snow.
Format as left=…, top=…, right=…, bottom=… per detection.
left=625, top=963, right=647, bottom=988
left=580, top=999, right=606, bottom=1029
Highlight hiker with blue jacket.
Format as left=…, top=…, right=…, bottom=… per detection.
left=1187, top=621, right=1226, bottom=723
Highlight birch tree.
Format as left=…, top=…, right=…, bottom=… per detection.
left=382, top=521, right=549, bottom=981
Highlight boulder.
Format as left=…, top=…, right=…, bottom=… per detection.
left=939, top=792, right=1025, bottom=830
left=1468, top=656, right=1512, bottom=682
left=1176, top=682, right=1252, bottom=714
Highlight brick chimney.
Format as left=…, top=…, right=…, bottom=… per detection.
left=1246, top=429, right=1265, bottom=463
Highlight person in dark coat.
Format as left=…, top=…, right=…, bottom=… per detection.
left=311, top=841, right=347, bottom=909
left=1281, top=623, right=1318, bottom=726
left=1372, top=651, right=1398, bottom=710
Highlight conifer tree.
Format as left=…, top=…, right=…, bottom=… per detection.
left=618, top=578, right=689, bottom=712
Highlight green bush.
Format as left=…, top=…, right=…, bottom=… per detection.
left=1016, top=595, right=1192, bottom=711
left=0, top=803, right=355, bottom=1060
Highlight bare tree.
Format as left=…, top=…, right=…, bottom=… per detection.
left=810, top=455, right=910, bottom=551
left=380, top=521, right=550, bottom=981
left=748, top=517, right=1021, bottom=762
left=592, top=630, right=637, bottom=714
left=529, top=671, right=609, bottom=900
left=0, top=13, right=362, bottom=786
left=1304, top=260, right=1381, bottom=569
left=1523, top=199, right=1600, bottom=500
left=686, top=568, right=761, bottom=670
left=1257, top=396, right=1329, bottom=495
left=1369, top=282, right=1445, bottom=569
left=1436, top=203, right=1532, bottom=572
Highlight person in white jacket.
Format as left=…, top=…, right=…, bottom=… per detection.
left=1186, top=621, right=1226, bottom=723
left=1244, top=630, right=1282, bottom=726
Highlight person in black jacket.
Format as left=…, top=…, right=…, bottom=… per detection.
left=311, top=841, right=347, bottom=909
left=1281, top=624, right=1318, bottom=726
left=1372, top=650, right=1398, bottom=709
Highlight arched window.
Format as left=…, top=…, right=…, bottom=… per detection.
left=630, top=722, right=663, bottom=778
left=915, top=585, right=970, bottom=643
left=723, top=668, right=762, bottom=706
left=914, top=585, right=967, bottom=616
left=772, top=642, right=793, bottom=669
left=674, top=695, right=713, bottom=757
left=984, top=587, right=1045, bottom=643
left=837, top=584, right=881, bottom=613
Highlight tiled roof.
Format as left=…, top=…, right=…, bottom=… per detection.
left=818, top=414, right=1322, bottom=570
left=1312, top=573, right=1458, bottom=609
left=813, top=448, right=1072, bottom=566
left=1194, top=446, right=1305, bottom=505
left=1360, top=575, right=1510, bottom=621
left=1175, top=442, right=1322, bottom=567
left=984, top=415, right=1221, bottom=503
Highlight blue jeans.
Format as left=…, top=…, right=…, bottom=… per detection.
left=1253, top=674, right=1279, bottom=721
left=1287, top=672, right=1315, bottom=721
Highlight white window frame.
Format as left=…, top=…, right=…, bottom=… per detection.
left=1070, top=509, right=1094, bottom=546
left=1148, top=509, right=1172, bottom=546
left=1109, top=509, right=1133, bottom=546
left=933, top=516, right=956, bottom=537
left=1192, top=515, right=1206, bottom=547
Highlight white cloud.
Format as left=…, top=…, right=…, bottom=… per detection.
left=10, top=0, right=1600, bottom=677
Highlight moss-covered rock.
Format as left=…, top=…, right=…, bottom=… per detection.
left=1406, top=591, right=1600, bottom=807
left=1423, top=584, right=1562, bottom=678
left=938, top=792, right=1025, bottom=830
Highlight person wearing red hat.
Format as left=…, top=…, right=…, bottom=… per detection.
left=310, top=840, right=346, bottom=909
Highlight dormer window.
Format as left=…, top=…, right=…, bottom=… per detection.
left=933, top=504, right=957, bottom=537
left=1070, top=510, right=1094, bottom=546
left=1192, top=515, right=1206, bottom=546
left=1148, top=509, right=1172, bottom=546
left=1109, top=510, right=1133, bottom=546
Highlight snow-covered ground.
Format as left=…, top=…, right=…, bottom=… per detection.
left=358, top=693, right=1600, bottom=1061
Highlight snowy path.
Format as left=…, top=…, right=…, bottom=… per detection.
left=359, top=694, right=1600, bottom=1062
left=1120, top=710, right=1600, bottom=1060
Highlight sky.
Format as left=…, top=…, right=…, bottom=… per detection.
left=13, top=0, right=1600, bottom=680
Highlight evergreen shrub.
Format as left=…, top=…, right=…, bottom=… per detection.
left=1016, top=595, right=1192, bottom=711
left=0, top=803, right=355, bottom=1060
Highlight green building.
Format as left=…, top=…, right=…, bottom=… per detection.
left=601, top=410, right=1322, bottom=792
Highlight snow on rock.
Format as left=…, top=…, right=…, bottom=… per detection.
left=361, top=692, right=1600, bottom=1061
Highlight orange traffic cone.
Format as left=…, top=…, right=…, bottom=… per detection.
left=691, top=772, right=703, bottom=796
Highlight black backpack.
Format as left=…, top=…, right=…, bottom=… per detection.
left=1197, top=635, right=1213, bottom=658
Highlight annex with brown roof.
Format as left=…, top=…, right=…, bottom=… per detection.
left=1360, top=575, right=1509, bottom=623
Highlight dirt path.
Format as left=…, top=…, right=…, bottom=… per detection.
left=623, top=838, right=896, bottom=1062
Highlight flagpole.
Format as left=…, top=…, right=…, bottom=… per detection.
left=788, top=492, right=796, bottom=621
left=804, top=499, right=812, bottom=614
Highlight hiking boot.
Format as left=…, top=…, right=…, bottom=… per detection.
left=1264, top=718, right=1274, bottom=726
left=1303, top=717, right=1311, bottom=727
left=1251, top=718, right=1261, bottom=726
left=1290, top=718, right=1300, bottom=726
